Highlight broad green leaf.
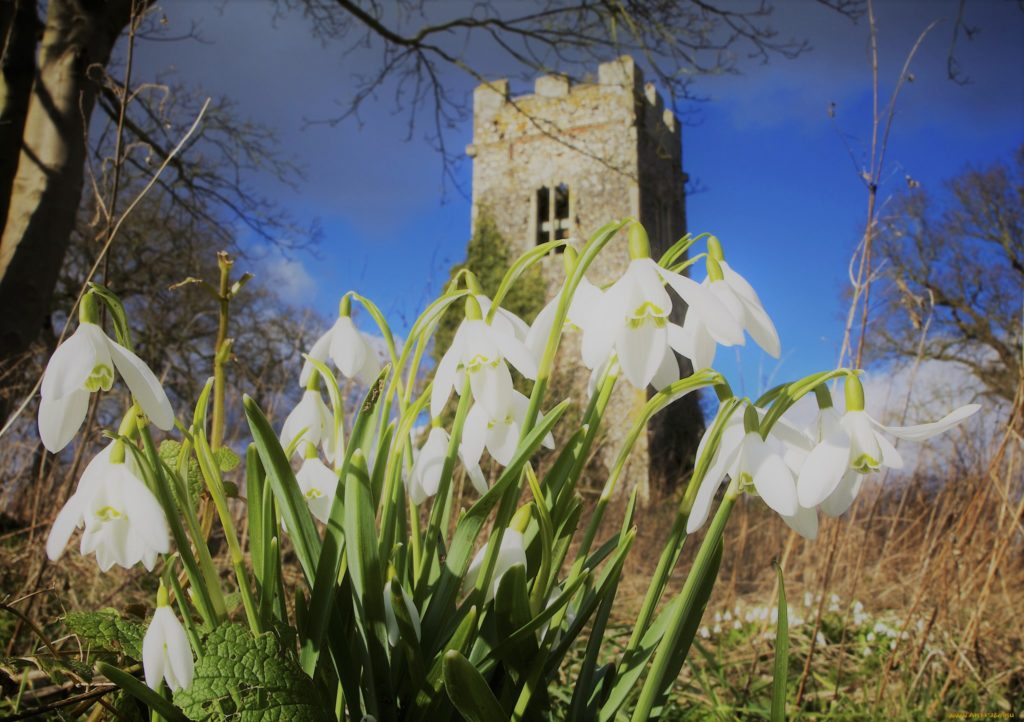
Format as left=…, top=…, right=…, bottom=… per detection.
left=443, top=650, right=506, bottom=722
left=173, top=624, right=327, bottom=721
left=65, top=609, right=146, bottom=660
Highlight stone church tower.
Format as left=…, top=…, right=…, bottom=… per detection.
left=466, top=56, right=702, bottom=499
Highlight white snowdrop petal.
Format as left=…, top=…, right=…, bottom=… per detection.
left=651, top=345, right=680, bottom=391
left=329, top=317, right=368, bottom=379
left=873, top=404, right=981, bottom=442
left=106, top=339, right=175, bottom=430
left=38, top=388, right=90, bottom=453
left=782, top=504, right=819, bottom=540
left=820, top=470, right=864, bottom=518
left=460, top=404, right=488, bottom=468
left=747, top=437, right=798, bottom=517
left=615, top=319, right=665, bottom=390
left=797, top=426, right=853, bottom=507
left=41, top=324, right=101, bottom=400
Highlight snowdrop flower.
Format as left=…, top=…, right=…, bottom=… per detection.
left=461, top=391, right=555, bottom=476
left=295, top=450, right=338, bottom=523
left=700, top=237, right=781, bottom=359
left=300, top=297, right=381, bottom=386
left=280, top=384, right=334, bottom=459
left=524, top=246, right=603, bottom=362
left=432, top=296, right=538, bottom=420
left=475, top=292, right=531, bottom=344
left=143, top=588, right=194, bottom=692
left=580, top=223, right=743, bottom=389
left=47, top=442, right=169, bottom=571
left=406, top=426, right=449, bottom=505
left=463, top=528, right=527, bottom=603
left=687, top=402, right=800, bottom=534
left=798, top=375, right=980, bottom=511
left=38, top=295, right=174, bottom=453
left=384, top=579, right=421, bottom=647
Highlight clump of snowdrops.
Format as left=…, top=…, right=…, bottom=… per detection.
left=37, top=219, right=978, bottom=721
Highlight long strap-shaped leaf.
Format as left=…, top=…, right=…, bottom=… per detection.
left=771, top=561, right=789, bottom=722
left=97, top=662, right=188, bottom=722
left=443, top=650, right=506, bottom=721
left=628, top=490, right=735, bottom=721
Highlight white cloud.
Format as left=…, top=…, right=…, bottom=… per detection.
left=262, top=256, right=316, bottom=305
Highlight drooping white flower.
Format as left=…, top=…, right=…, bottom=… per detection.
left=578, top=225, right=743, bottom=388
left=797, top=376, right=980, bottom=510
left=143, top=605, right=194, bottom=692
left=461, top=391, right=555, bottom=474
left=431, top=298, right=538, bottom=420
left=47, top=444, right=170, bottom=571
left=463, top=529, right=527, bottom=603
left=384, top=580, right=421, bottom=647
left=708, top=247, right=781, bottom=359
left=295, top=455, right=338, bottom=523
left=300, top=303, right=381, bottom=386
left=38, top=321, right=174, bottom=453
left=406, top=427, right=448, bottom=505
left=687, top=403, right=799, bottom=534
left=525, top=274, right=603, bottom=363
left=280, top=388, right=333, bottom=458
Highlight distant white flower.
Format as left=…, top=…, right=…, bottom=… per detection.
left=295, top=456, right=338, bottom=523
left=38, top=321, right=174, bottom=453
left=47, top=444, right=169, bottom=571
left=280, top=389, right=333, bottom=459
left=384, top=580, right=421, bottom=646
left=143, top=606, right=194, bottom=692
left=432, top=309, right=538, bottom=420
left=463, top=529, right=527, bottom=603
left=300, top=312, right=380, bottom=386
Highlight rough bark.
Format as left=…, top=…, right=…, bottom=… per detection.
left=0, top=0, right=134, bottom=367
left=0, top=0, right=41, bottom=227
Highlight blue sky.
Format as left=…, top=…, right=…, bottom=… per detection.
left=135, top=0, right=1024, bottom=397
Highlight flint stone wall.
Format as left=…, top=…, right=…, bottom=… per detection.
left=467, top=56, right=703, bottom=500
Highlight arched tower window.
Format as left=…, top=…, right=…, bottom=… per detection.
left=535, top=183, right=571, bottom=249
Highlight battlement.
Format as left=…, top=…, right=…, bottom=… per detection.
left=470, top=55, right=678, bottom=147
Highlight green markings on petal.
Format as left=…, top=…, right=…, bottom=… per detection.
left=84, top=363, right=115, bottom=392
left=626, top=301, right=668, bottom=329
left=851, top=454, right=879, bottom=473
left=95, top=505, right=123, bottom=521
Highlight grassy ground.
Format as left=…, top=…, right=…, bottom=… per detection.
left=2, top=400, right=1021, bottom=720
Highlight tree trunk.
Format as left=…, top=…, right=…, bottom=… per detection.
left=0, top=0, right=41, bottom=227
left=0, top=0, right=133, bottom=374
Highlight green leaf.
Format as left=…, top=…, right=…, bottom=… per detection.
left=65, top=609, right=146, bottom=660
left=443, top=650, right=506, bottom=722
left=173, top=624, right=327, bottom=721
left=493, top=564, right=535, bottom=671
left=771, top=561, right=789, bottom=722
left=215, top=446, right=241, bottom=472
left=159, top=439, right=204, bottom=504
